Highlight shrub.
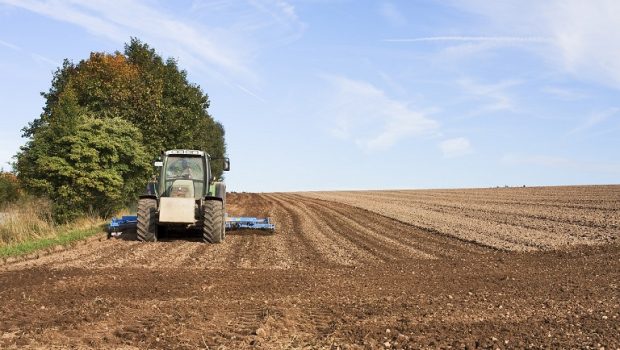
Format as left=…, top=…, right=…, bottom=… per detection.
left=0, top=172, right=20, bottom=207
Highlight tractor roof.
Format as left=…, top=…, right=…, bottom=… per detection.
left=164, top=149, right=209, bottom=157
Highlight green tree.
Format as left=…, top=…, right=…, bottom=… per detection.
left=17, top=89, right=150, bottom=222
left=23, top=38, right=226, bottom=178
left=17, top=38, right=227, bottom=221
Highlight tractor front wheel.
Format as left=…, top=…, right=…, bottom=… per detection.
left=137, top=198, right=158, bottom=242
left=203, top=199, right=224, bottom=243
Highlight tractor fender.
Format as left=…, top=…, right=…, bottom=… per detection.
left=203, top=196, right=223, bottom=202
left=212, top=182, right=226, bottom=207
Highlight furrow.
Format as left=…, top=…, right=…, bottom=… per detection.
left=270, top=194, right=372, bottom=267
left=290, top=195, right=428, bottom=262
left=306, top=196, right=493, bottom=258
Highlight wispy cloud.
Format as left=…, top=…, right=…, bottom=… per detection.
left=323, top=75, right=439, bottom=151
left=31, top=53, right=58, bottom=67
left=439, top=137, right=473, bottom=158
left=0, top=0, right=303, bottom=98
left=568, top=107, right=619, bottom=135
left=1, top=37, right=58, bottom=67
left=384, top=36, right=549, bottom=43
left=1, top=0, right=247, bottom=74
left=235, top=83, right=267, bottom=103
left=501, top=154, right=620, bottom=175
left=249, top=0, right=300, bottom=24
left=541, top=86, right=587, bottom=100
left=380, top=2, right=406, bottom=27
left=456, top=79, right=520, bottom=117
left=450, top=1, right=620, bottom=89
left=0, top=38, right=21, bottom=51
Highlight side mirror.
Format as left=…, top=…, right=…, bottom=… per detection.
left=154, top=161, right=163, bottom=167
left=223, top=158, right=230, bottom=171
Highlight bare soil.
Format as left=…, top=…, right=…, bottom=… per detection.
left=0, top=187, right=619, bottom=349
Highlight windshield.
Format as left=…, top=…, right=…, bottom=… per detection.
left=162, top=156, right=205, bottom=199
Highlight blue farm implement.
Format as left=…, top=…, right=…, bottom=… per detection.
left=225, top=217, right=275, bottom=231
left=107, top=215, right=274, bottom=238
left=107, top=215, right=138, bottom=239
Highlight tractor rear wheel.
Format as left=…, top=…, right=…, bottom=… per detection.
left=213, top=182, right=227, bottom=239
left=137, top=198, right=158, bottom=242
left=203, top=199, right=224, bottom=243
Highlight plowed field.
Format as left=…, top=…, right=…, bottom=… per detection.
left=1, top=186, right=619, bottom=349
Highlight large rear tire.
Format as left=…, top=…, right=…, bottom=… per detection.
left=203, top=199, right=224, bottom=243
left=137, top=198, right=158, bottom=242
left=213, top=182, right=227, bottom=240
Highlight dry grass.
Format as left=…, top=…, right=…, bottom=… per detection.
left=0, top=196, right=101, bottom=246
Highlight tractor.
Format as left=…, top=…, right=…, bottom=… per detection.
left=137, top=149, right=230, bottom=243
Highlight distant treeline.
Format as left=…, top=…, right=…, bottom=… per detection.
left=14, top=38, right=226, bottom=222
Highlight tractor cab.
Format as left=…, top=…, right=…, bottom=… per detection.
left=160, top=153, right=207, bottom=199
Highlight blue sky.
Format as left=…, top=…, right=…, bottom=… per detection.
left=0, top=0, right=619, bottom=192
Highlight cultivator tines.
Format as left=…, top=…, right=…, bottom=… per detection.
left=107, top=215, right=138, bottom=238
left=225, top=217, right=275, bottom=231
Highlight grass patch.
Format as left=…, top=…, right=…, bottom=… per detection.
left=0, top=225, right=103, bottom=259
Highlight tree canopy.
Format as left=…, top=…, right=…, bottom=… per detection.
left=17, top=38, right=226, bottom=221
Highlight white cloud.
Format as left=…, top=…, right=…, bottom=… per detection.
left=323, top=75, right=439, bottom=151
left=568, top=107, right=619, bottom=135
left=380, top=2, right=406, bottom=27
left=451, top=0, right=620, bottom=89
left=439, top=137, right=472, bottom=158
left=543, top=1, right=620, bottom=87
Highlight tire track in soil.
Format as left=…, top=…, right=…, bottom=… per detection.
left=179, top=238, right=236, bottom=269
left=268, top=194, right=375, bottom=267
left=234, top=194, right=296, bottom=269
left=200, top=302, right=339, bottom=347
left=292, top=195, right=421, bottom=263
left=60, top=241, right=129, bottom=268
left=215, top=232, right=251, bottom=268
left=262, top=194, right=328, bottom=269
left=229, top=231, right=257, bottom=268
left=180, top=240, right=215, bottom=267
left=253, top=198, right=298, bottom=270
left=84, top=240, right=142, bottom=268
left=201, top=304, right=276, bottom=346
left=209, top=234, right=249, bottom=269
left=287, top=194, right=436, bottom=261
left=300, top=192, right=556, bottom=251
left=293, top=194, right=492, bottom=260
left=111, top=242, right=167, bottom=267
left=145, top=241, right=199, bottom=269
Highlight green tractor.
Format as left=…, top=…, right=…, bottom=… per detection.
left=137, top=150, right=230, bottom=243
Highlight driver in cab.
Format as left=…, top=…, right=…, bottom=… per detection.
left=179, top=159, right=194, bottom=179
